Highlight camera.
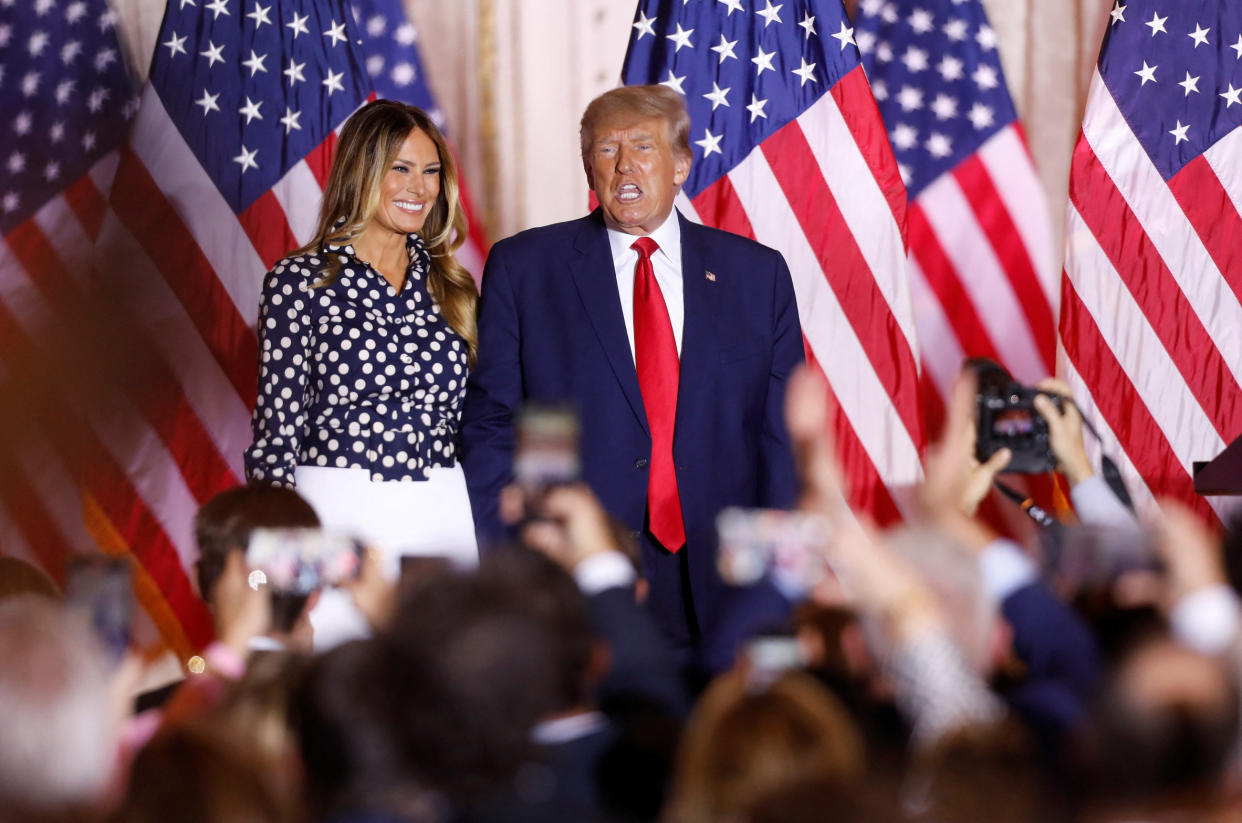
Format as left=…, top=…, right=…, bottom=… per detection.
left=976, top=382, right=1062, bottom=474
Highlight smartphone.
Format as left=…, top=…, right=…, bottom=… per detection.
left=716, top=507, right=833, bottom=590
left=743, top=634, right=806, bottom=688
left=1044, top=523, right=1160, bottom=590
left=66, top=555, right=132, bottom=665
left=245, top=528, right=362, bottom=595
left=513, top=405, right=580, bottom=512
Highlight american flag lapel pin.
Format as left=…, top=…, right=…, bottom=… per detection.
left=705, top=271, right=717, bottom=282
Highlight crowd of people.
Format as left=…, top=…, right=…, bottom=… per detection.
left=2, top=361, right=1241, bottom=823
left=3, top=87, right=1240, bottom=823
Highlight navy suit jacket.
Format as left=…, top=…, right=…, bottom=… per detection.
left=459, top=209, right=803, bottom=635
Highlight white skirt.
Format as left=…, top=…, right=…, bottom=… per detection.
left=294, top=464, right=479, bottom=650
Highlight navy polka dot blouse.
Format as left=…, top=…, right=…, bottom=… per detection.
left=244, top=233, right=468, bottom=485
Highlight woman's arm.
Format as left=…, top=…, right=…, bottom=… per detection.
left=243, top=259, right=315, bottom=485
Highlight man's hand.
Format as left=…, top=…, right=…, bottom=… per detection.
left=919, top=375, right=999, bottom=551
left=513, top=484, right=622, bottom=572
left=1154, top=502, right=1227, bottom=608
left=1033, top=378, right=1093, bottom=487
left=214, top=549, right=271, bottom=655
left=784, top=365, right=845, bottom=519
left=784, top=366, right=945, bottom=641
left=342, top=546, right=396, bottom=630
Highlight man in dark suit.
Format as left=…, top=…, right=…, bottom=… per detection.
left=460, top=84, right=803, bottom=657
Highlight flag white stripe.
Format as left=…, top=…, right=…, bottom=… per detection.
left=32, top=194, right=94, bottom=289
left=917, top=174, right=1047, bottom=384
left=456, top=238, right=485, bottom=283
left=128, top=86, right=265, bottom=325
left=906, top=255, right=964, bottom=402
left=14, top=432, right=97, bottom=555
left=1081, top=72, right=1242, bottom=382
left=1064, top=202, right=1224, bottom=474
left=674, top=191, right=702, bottom=224
left=88, top=151, right=120, bottom=203
left=1203, top=126, right=1242, bottom=221
left=976, top=126, right=1058, bottom=306
left=96, top=211, right=253, bottom=475
left=796, top=93, right=917, bottom=353
left=1057, top=351, right=1159, bottom=518
left=87, top=391, right=201, bottom=568
left=727, top=147, right=922, bottom=487
left=270, top=159, right=325, bottom=248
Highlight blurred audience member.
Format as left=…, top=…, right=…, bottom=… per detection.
left=293, top=640, right=426, bottom=823
left=0, top=597, right=127, bottom=822
left=1077, top=631, right=1241, bottom=822
left=114, top=722, right=295, bottom=823
left=512, top=484, right=687, bottom=717
left=904, top=722, right=1047, bottom=823
left=663, top=669, right=874, bottom=823
left=477, top=548, right=616, bottom=817
left=194, top=483, right=322, bottom=656
left=211, top=651, right=310, bottom=805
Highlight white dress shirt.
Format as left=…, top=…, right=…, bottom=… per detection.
left=607, top=210, right=684, bottom=359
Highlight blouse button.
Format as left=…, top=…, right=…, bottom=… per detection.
left=401, top=354, right=413, bottom=364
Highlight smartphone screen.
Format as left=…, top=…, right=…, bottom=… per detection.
left=66, top=555, right=132, bottom=665
left=514, top=405, right=580, bottom=500
left=716, top=507, right=833, bottom=590
left=246, top=528, right=362, bottom=595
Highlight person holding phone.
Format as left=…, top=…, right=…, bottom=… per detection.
left=244, top=101, right=478, bottom=643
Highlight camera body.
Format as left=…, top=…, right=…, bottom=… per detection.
left=976, top=382, right=1062, bottom=474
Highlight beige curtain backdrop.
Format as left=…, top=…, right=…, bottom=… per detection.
left=412, top=0, right=1117, bottom=261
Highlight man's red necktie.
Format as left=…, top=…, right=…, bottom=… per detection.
left=631, top=237, right=685, bottom=553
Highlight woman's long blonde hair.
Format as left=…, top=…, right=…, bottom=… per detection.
left=296, top=99, right=478, bottom=366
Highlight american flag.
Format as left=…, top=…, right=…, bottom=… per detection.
left=0, top=0, right=485, bottom=658
left=853, top=0, right=1057, bottom=434
left=622, top=0, right=923, bottom=524
left=1062, top=0, right=1242, bottom=523
left=350, top=0, right=488, bottom=282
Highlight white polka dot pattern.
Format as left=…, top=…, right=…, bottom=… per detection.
left=244, top=233, right=468, bottom=484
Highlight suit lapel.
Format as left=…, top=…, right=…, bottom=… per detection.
left=674, top=214, right=720, bottom=458
left=569, top=211, right=650, bottom=436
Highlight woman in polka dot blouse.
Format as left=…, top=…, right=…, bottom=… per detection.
left=244, top=100, right=479, bottom=630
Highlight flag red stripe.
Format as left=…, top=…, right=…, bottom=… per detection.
left=63, top=174, right=107, bottom=242
left=303, top=132, right=337, bottom=190
left=918, top=366, right=947, bottom=448
left=1166, top=156, right=1242, bottom=306
left=828, top=65, right=908, bottom=248
left=0, top=301, right=214, bottom=646
left=110, top=146, right=257, bottom=406
left=803, top=347, right=902, bottom=527
left=0, top=451, right=74, bottom=583
left=4, top=220, right=238, bottom=505
left=761, top=120, right=923, bottom=444
left=239, top=189, right=298, bottom=270
left=907, top=203, right=1003, bottom=364
left=952, top=153, right=1056, bottom=373
left=691, top=175, right=757, bottom=240
left=456, top=160, right=490, bottom=255
left=1059, top=274, right=1216, bottom=523
left=83, top=446, right=214, bottom=647
left=1068, top=138, right=1242, bottom=442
